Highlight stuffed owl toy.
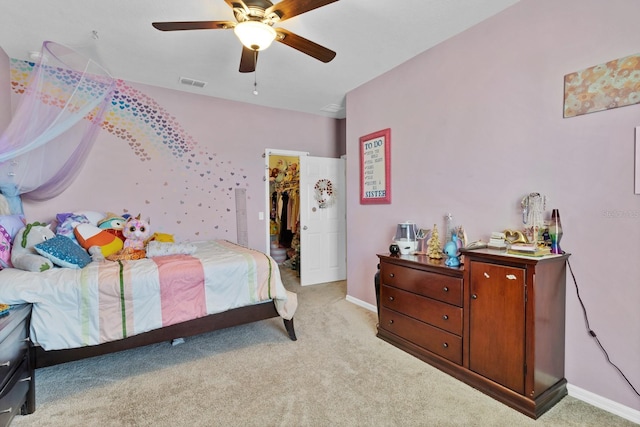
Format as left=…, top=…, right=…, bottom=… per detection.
left=97, top=212, right=126, bottom=241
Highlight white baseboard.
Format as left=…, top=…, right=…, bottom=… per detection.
left=567, top=384, right=640, bottom=424
left=346, top=295, right=640, bottom=424
left=346, top=294, right=377, bottom=313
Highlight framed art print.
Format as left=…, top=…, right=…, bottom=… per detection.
left=360, top=128, right=391, bottom=204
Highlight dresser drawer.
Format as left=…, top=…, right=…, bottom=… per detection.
left=380, top=263, right=462, bottom=306
left=379, top=306, right=462, bottom=365
left=0, top=357, right=30, bottom=427
left=380, top=284, right=463, bottom=335
left=0, top=320, right=29, bottom=391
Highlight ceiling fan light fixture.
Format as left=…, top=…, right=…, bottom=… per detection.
left=234, top=21, right=276, bottom=51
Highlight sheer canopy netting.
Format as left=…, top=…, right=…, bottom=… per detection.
left=0, top=41, right=115, bottom=209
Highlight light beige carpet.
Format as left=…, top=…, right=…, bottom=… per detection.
left=12, top=268, right=635, bottom=427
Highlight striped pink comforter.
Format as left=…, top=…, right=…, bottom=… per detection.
left=0, top=240, right=296, bottom=350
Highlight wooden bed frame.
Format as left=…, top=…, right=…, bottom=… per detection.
left=31, top=300, right=296, bottom=369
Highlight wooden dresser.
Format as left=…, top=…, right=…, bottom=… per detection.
left=0, top=304, right=34, bottom=427
left=376, top=249, right=569, bottom=419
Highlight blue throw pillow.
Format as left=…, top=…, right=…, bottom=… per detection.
left=34, top=235, right=91, bottom=269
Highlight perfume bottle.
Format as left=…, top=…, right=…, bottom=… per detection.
left=548, top=209, right=563, bottom=254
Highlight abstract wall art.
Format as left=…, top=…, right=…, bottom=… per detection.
left=563, top=53, right=640, bottom=118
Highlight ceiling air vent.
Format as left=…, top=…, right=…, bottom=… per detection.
left=320, top=103, right=343, bottom=113
left=179, top=77, right=207, bottom=88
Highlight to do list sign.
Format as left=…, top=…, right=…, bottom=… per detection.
left=359, top=128, right=391, bottom=204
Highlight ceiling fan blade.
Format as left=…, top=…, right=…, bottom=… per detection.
left=224, top=0, right=250, bottom=14
left=266, top=0, right=339, bottom=22
left=275, top=28, right=336, bottom=63
left=152, top=21, right=236, bottom=31
left=239, top=47, right=258, bottom=73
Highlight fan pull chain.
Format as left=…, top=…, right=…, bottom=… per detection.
left=253, top=50, right=259, bottom=96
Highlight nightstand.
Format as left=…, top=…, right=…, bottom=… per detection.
left=0, top=304, right=34, bottom=427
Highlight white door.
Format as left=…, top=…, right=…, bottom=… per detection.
left=299, top=156, right=346, bottom=286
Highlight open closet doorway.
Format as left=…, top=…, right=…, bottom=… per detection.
left=265, top=149, right=346, bottom=286
left=266, top=150, right=306, bottom=276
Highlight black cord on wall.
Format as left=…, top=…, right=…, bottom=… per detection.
left=567, top=258, right=640, bottom=397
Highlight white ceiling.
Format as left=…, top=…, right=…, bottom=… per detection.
left=0, top=0, right=520, bottom=119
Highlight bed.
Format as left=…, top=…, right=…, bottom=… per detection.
left=0, top=239, right=298, bottom=369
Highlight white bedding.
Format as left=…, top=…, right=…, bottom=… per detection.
left=0, top=240, right=297, bottom=350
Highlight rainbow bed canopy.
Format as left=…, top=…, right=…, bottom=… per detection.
left=0, top=41, right=115, bottom=214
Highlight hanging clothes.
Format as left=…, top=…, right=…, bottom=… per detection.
left=279, top=191, right=293, bottom=248
left=288, top=190, right=299, bottom=233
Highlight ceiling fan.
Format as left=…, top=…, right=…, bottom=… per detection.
left=152, top=0, right=339, bottom=73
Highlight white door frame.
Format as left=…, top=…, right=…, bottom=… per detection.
left=264, top=149, right=309, bottom=255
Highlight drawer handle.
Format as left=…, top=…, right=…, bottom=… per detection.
left=388, top=296, right=394, bottom=302
left=389, top=273, right=395, bottom=278
left=0, top=408, right=11, bottom=414
left=471, top=294, right=478, bottom=299
left=388, top=319, right=394, bottom=325
left=443, top=343, right=449, bottom=348
left=0, top=361, right=9, bottom=367
left=442, top=315, right=449, bottom=320
left=443, top=286, right=449, bottom=292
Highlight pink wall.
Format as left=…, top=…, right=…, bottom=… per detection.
left=0, top=48, right=9, bottom=132
left=18, top=79, right=343, bottom=252
left=346, top=0, right=640, bottom=411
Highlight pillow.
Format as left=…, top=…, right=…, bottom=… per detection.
left=56, top=214, right=90, bottom=244
left=55, top=212, right=73, bottom=225
left=0, top=214, right=26, bottom=240
left=74, top=210, right=106, bottom=226
left=0, top=230, right=11, bottom=269
left=34, top=235, right=92, bottom=269
left=0, top=194, right=10, bottom=216
left=0, top=215, right=26, bottom=269
left=146, top=241, right=197, bottom=258
left=74, top=223, right=123, bottom=257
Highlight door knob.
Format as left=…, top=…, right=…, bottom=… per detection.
left=471, top=294, right=478, bottom=299
left=303, top=226, right=308, bottom=230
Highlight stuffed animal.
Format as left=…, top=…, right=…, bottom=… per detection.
left=287, top=162, right=298, bottom=180
left=105, top=215, right=151, bottom=261
left=97, top=212, right=126, bottom=242
left=274, top=159, right=288, bottom=183
left=11, top=222, right=55, bottom=272
left=147, top=232, right=174, bottom=243
left=123, top=215, right=151, bottom=250
left=74, top=223, right=123, bottom=259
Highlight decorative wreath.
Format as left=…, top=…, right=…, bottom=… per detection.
left=314, top=179, right=335, bottom=208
